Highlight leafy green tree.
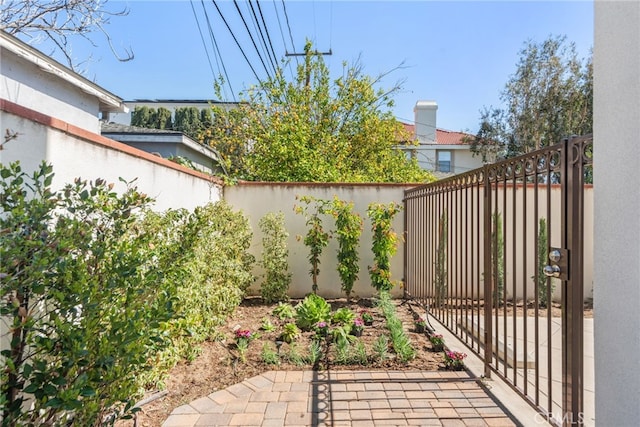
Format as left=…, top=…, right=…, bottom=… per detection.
left=328, top=197, right=363, bottom=302
left=471, top=35, right=592, bottom=160
left=202, top=42, right=433, bottom=183
left=155, top=107, right=173, bottom=129
left=131, top=105, right=154, bottom=127
left=174, top=107, right=202, bottom=136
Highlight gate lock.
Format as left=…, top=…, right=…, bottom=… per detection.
left=543, top=247, right=569, bottom=281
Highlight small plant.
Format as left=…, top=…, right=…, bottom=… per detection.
left=429, top=334, right=445, bottom=351
left=360, top=309, right=374, bottom=325
left=314, top=321, right=330, bottom=339
left=279, top=322, right=300, bottom=344
left=258, top=212, right=291, bottom=303
left=294, top=196, right=330, bottom=293
left=376, top=291, right=415, bottom=362
left=328, top=197, right=363, bottom=302
left=332, top=307, right=356, bottom=326
left=414, top=316, right=427, bottom=333
left=330, top=325, right=356, bottom=347
left=351, top=318, right=365, bottom=336
left=443, top=350, right=467, bottom=370
left=352, top=340, right=369, bottom=365
left=260, top=343, right=280, bottom=365
left=535, top=217, right=555, bottom=308
left=307, top=340, right=323, bottom=367
left=260, top=317, right=276, bottom=332
left=295, top=293, right=331, bottom=331
left=435, top=211, right=448, bottom=307
left=334, top=335, right=352, bottom=365
left=367, top=202, right=402, bottom=292
left=234, top=329, right=253, bottom=362
left=492, top=212, right=505, bottom=305
left=286, top=343, right=306, bottom=366
left=372, top=334, right=389, bottom=362
left=272, top=302, right=296, bottom=320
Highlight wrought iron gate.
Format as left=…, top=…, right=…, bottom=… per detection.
left=404, top=136, right=593, bottom=426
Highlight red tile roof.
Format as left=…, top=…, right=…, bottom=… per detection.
left=399, top=122, right=472, bottom=145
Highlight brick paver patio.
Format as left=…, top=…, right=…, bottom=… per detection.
left=162, top=370, right=519, bottom=427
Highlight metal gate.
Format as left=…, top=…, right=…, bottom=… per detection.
left=404, top=136, right=593, bottom=426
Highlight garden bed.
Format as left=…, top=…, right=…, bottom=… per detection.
left=128, top=296, right=448, bottom=427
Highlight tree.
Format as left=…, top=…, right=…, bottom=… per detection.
left=201, top=42, right=434, bottom=183
left=0, top=0, right=133, bottom=72
left=471, top=35, right=592, bottom=160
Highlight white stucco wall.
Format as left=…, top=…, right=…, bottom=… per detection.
left=415, top=144, right=484, bottom=175
left=225, top=182, right=416, bottom=300
left=0, top=111, right=222, bottom=211
left=594, top=1, right=640, bottom=425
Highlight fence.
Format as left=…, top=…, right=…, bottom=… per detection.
left=404, top=136, right=593, bottom=426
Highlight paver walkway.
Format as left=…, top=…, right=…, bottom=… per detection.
left=162, top=370, right=519, bottom=427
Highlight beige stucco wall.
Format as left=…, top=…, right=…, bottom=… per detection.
left=225, top=182, right=416, bottom=299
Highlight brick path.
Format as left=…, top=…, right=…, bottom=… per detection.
left=162, top=370, right=519, bottom=427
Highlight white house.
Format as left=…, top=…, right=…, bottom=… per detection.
left=0, top=30, right=222, bottom=211
left=401, top=100, right=483, bottom=176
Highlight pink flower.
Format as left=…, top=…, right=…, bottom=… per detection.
left=235, top=329, right=251, bottom=339
left=354, top=318, right=364, bottom=328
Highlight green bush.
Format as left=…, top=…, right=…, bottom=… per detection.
left=328, top=197, right=363, bottom=302
left=367, top=202, right=402, bottom=292
left=0, top=162, right=176, bottom=425
left=160, top=202, right=255, bottom=362
left=258, top=212, right=291, bottom=303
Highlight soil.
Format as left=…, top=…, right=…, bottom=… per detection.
left=125, top=297, right=445, bottom=427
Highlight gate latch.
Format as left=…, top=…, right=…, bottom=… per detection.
left=543, top=247, right=569, bottom=281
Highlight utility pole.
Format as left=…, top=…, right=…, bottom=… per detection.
left=285, top=42, right=332, bottom=87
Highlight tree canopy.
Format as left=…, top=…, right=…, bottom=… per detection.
left=470, top=35, right=592, bottom=162
left=200, top=42, right=434, bottom=183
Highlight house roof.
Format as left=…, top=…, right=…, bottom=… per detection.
left=0, top=30, right=127, bottom=114
left=101, top=122, right=183, bottom=135
left=400, top=122, right=472, bottom=145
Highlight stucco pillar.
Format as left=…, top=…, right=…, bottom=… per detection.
left=594, top=1, right=640, bottom=425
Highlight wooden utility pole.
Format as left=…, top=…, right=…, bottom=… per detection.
left=285, top=42, right=332, bottom=87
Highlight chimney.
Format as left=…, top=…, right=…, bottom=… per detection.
left=414, top=100, right=438, bottom=143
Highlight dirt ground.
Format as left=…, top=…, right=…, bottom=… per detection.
left=125, top=297, right=446, bottom=427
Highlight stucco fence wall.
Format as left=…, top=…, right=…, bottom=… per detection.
left=0, top=102, right=222, bottom=210
left=224, top=182, right=417, bottom=299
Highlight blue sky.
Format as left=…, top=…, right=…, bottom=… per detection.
left=57, top=0, right=593, bottom=133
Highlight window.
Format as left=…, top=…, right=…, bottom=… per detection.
left=437, top=150, right=452, bottom=172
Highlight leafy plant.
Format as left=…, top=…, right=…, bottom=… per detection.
left=429, top=334, right=445, bottom=351
left=272, top=302, right=296, bottom=320
left=295, top=293, right=331, bottom=331
left=260, top=343, right=280, bottom=365
left=372, top=335, right=389, bottom=362
left=279, top=322, right=301, bottom=344
left=307, top=340, right=323, bottom=367
left=0, top=162, right=176, bottom=425
left=328, top=197, right=363, bottom=301
left=332, top=307, right=356, bottom=327
left=330, top=325, right=356, bottom=348
left=258, top=212, right=291, bottom=303
left=367, top=202, right=402, bottom=291
left=360, top=309, right=374, bottom=325
left=260, top=317, right=276, bottom=332
left=294, top=196, right=330, bottom=293
left=352, top=341, right=370, bottom=366
left=286, top=343, right=306, bottom=366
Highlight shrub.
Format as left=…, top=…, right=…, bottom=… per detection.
left=294, top=196, right=330, bottom=293
left=279, top=323, right=301, bottom=344
left=367, top=202, right=402, bottom=292
left=328, top=197, right=362, bottom=302
left=331, top=307, right=356, bottom=327
left=295, top=294, right=332, bottom=331
left=157, top=201, right=255, bottom=366
left=0, top=162, right=176, bottom=425
left=258, top=212, right=291, bottom=303
left=272, top=302, right=296, bottom=320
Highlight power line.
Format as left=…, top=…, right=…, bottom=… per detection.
left=232, top=0, right=273, bottom=80
left=200, top=0, right=236, bottom=102
left=189, top=0, right=217, bottom=85
left=255, top=0, right=280, bottom=73
left=281, top=0, right=297, bottom=58
left=272, top=0, right=296, bottom=76
left=248, top=0, right=277, bottom=75
left=244, top=0, right=275, bottom=76
left=211, top=0, right=263, bottom=85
